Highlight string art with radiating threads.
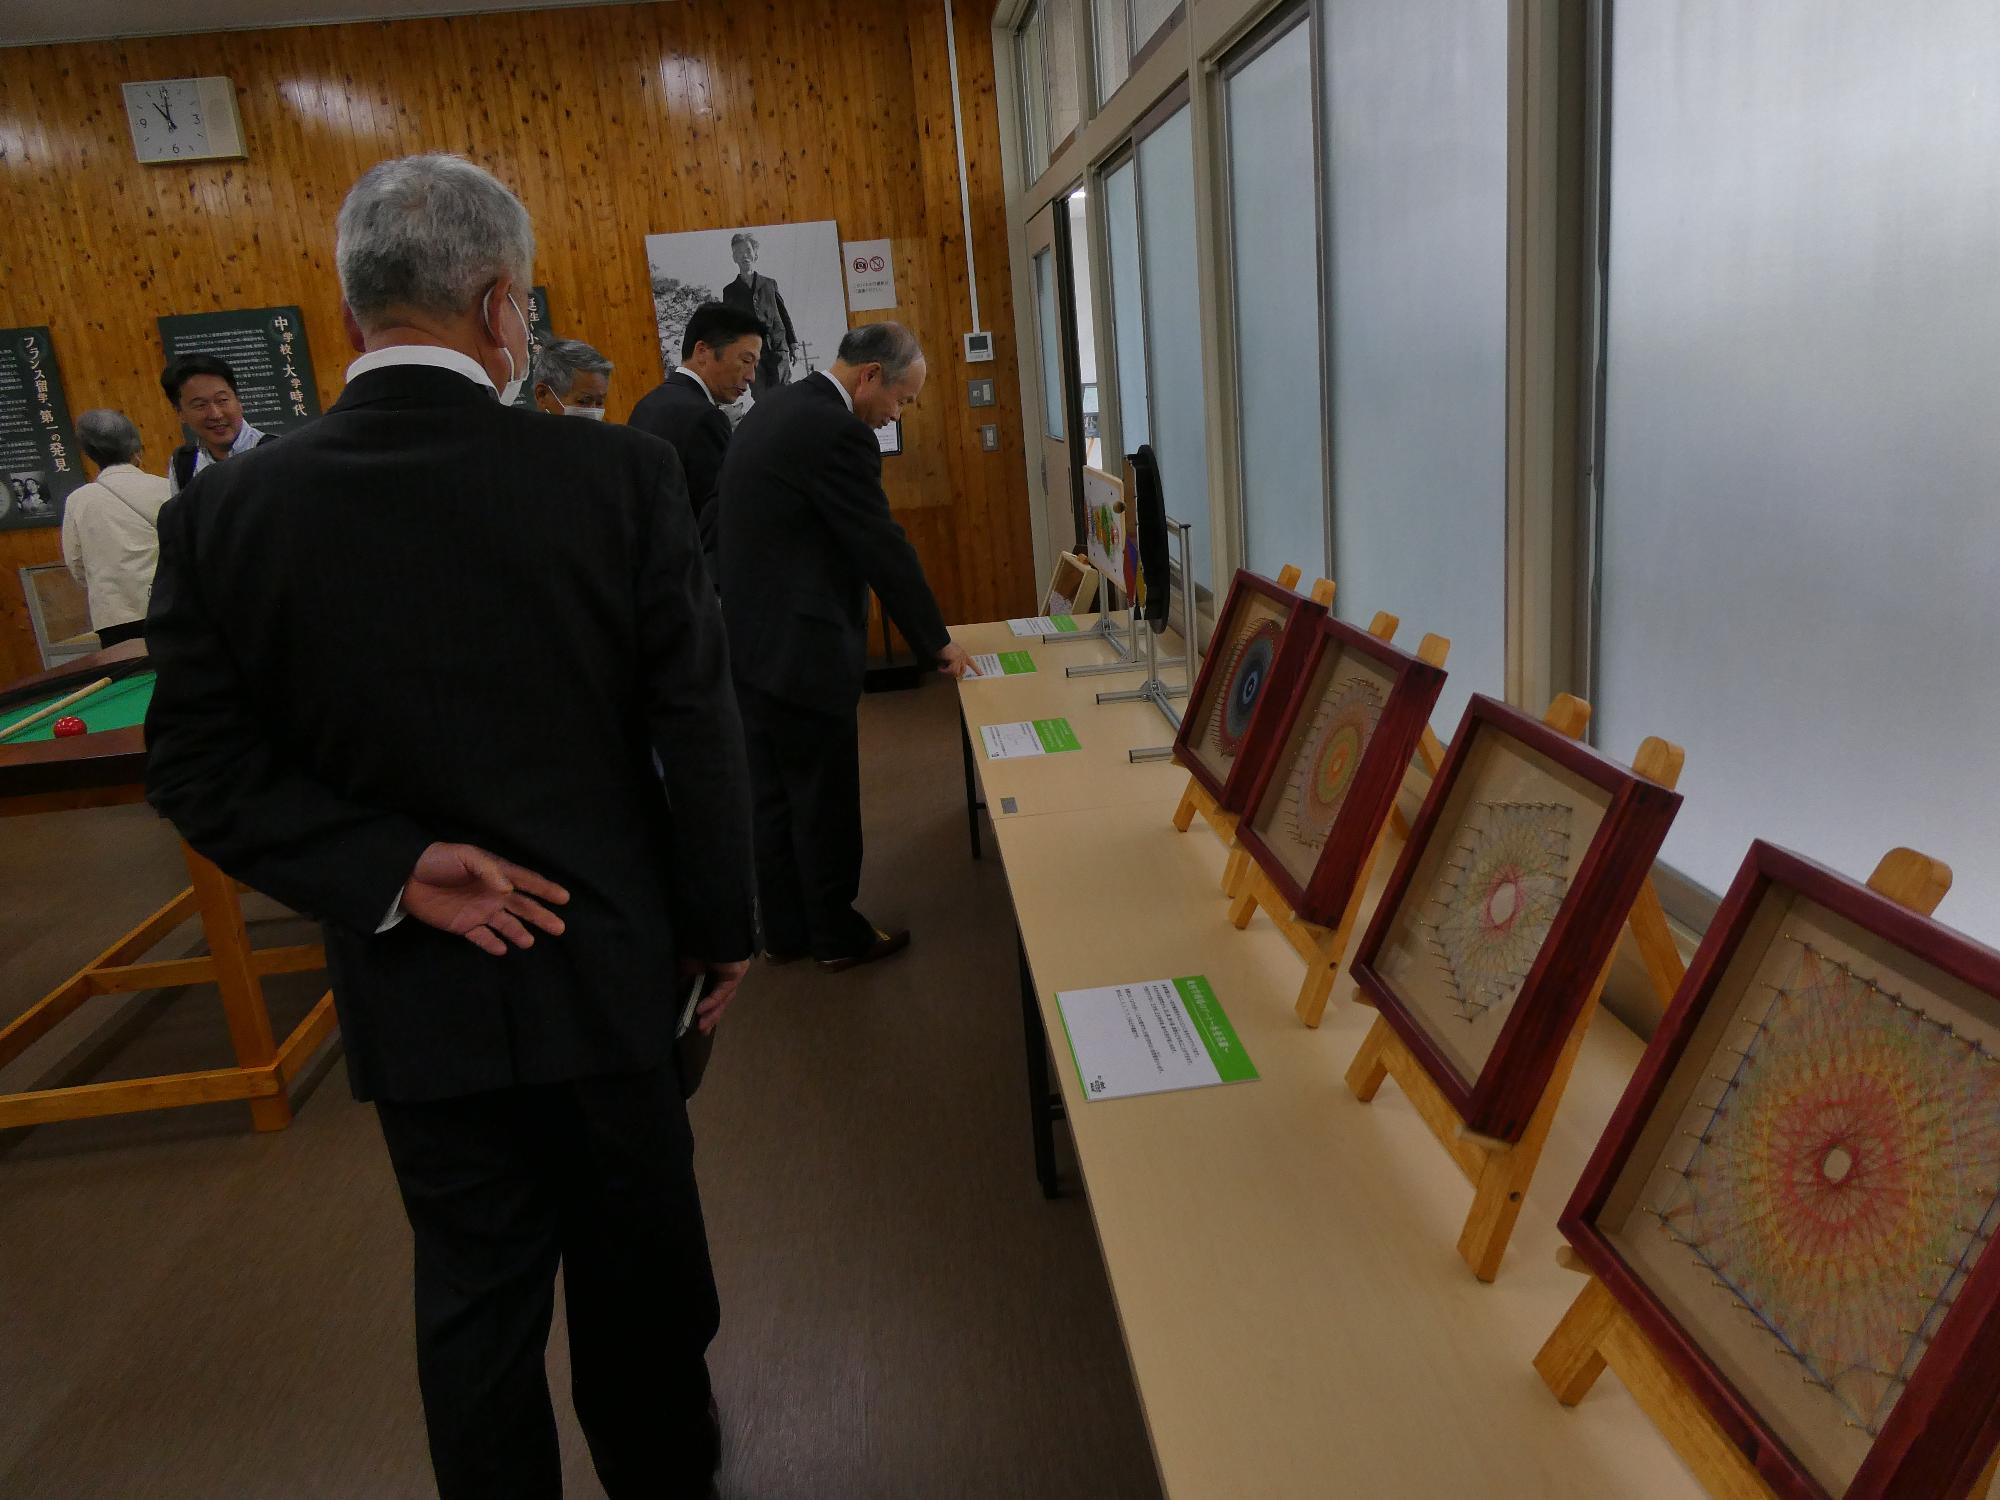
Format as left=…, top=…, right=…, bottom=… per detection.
left=1647, top=937, right=2000, bottom=1438
left=1205, top=616, right=1283, bottom=759
left=1276, top=672, right=1385, bottom=851
left=1414, top=801, right=1572, bottom=1024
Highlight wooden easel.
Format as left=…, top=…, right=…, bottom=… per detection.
left=1531, top=848, right=2000, bottom=1500
left=1220, top=618, right=1453, bottom=1027
left=1172, top=565, right=1336, bottom=890
left=1343, top=696, right=1688, bottom=1280
left=0, top=843, right=332, bottom=1132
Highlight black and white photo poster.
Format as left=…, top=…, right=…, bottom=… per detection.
left=0, top=326, right=82, bottom=531
left=645, top=220, right=848, bottom=395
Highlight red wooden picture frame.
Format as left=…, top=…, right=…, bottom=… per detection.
left=1233, top=612, right=1444, bottom=925
left=1349, top=695, right=1682, bottom=1141
left=1558, top=841, right=2000, bottom=1500
left=1170, top=568, right=1323, bottom=813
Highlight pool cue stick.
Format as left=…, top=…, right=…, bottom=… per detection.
left=0, top=676, right=114, bottom=742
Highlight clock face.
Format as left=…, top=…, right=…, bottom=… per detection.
left=123, top=79, right=213, bottom=163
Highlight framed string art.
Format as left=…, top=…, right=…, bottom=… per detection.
left=1553, top=842, right=2000, bottom=1500
left=1233, top=611, right=1445, bottom=927
left=1348, top=694, right=1682, bottom=1142
left=1170, top=569, right=1322, bottom=813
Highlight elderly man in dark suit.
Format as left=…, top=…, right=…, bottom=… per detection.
left=144, top=153, right=752, bottom=1500
left=717, top=322, right=973, bottom=972
left=628, top=301, right=765, bottom=554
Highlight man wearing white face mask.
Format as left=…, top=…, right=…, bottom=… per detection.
left=530, top=336, right=613, bottom=420
left=143, top=153, right=752, bottom=1500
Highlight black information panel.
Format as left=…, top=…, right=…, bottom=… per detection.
left=0, top=326, right=83, bottom=531
left=511, top=284, right=554, bottom=409
left=158, top=306, right=322, bottom=438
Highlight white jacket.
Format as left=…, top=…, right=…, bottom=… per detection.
left=61, top=464, right=171, bottom=630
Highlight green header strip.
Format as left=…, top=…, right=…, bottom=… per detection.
left=1033, top=717, right=1081, bottom=753
left=998, top=650, right=1036, bottom=675
left=1051, top=614, right=1079, bottom=633
left=1175, top=975, right=1258, bottom=1082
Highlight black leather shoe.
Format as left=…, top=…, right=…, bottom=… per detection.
left=818, top=927, right=911, bottom=973
left=763, top=949, right=806, bottom=965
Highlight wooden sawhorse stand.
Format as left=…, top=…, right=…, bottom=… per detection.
left=1344, top=696, right=1688, bottom=1280
left=0, top=842, right=332, bottom=1133
left=1218, top=619, right=1452, bottom=1027
left=1531, top=848, right=2000, bottom=1500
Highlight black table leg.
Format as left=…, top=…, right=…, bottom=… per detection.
left=962, top=717, right=984, bottom=860
left=1018, top=929, right=1062, bottom=1199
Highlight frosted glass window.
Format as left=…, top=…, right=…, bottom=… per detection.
left=1045, top=0, right=1081, bottom=150
left=1093, top=0, right=1130, bottom=106
left=1323, top=0, right=1506, bottom=733
left=1131, top=0, right=1178, bottom=55
left=1067, top=190, right=1102, bottom=470
left=1102, top=158, right=1149, bottom=457
left=1226, top=19, right=1325, bottom=580
left=1135, top=105, right=1211, bottom=589
left=1017, top=5, right=1049, bottom=177
left=1593, top=0, right=2000, bottom=940
left=1032, top=248, right=1064, bottom=440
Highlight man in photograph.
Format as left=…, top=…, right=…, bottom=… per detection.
left=628, top=302, right=765, bottom=554
left=720, top=232, right=801, bottom=395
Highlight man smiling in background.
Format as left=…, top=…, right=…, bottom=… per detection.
left=160, top=353, right=276, bottom=493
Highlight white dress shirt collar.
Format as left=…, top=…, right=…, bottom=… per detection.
left=818, top=368, right=855, bottom=412
left=193, top=418, right=266, bottom=477
left=673, top=365, right=722, bottom=407
left=345, top=343, right=499, bottom=395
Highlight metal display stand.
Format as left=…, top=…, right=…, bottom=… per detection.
left=1095, top=517, right=1199, bottom=763
left=1043, top=593, right=1138, bottom=676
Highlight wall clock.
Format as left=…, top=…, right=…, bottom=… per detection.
left=121, top=78, right=245, bottom=163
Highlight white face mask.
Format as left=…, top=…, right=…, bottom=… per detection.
left=561, top=404, right=606, bottom=421
left=485, top=287, right=530, bottom=406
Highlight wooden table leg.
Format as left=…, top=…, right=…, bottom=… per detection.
left=185, top=845, right=292, bottom=1131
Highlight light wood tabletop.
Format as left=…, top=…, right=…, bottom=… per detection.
left=953, top=615, right=1706, bottom=1499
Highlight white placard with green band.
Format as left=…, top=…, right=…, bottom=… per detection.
left=1054, top=976, right=1258, bottom=1101
left=966, top=650, right=1037, bottom=678
left=980, top=717, right=1080, bottom=760
left=1007, top=614, right=1078, bottom=637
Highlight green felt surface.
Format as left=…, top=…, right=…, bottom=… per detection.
left=0, top=673, right=155, bottom=745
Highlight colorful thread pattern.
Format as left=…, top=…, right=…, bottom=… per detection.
left=1414, top=801, right=1572, bottom=1024
left=1207, top=616, right=1282, bottom=758
left=1648, top=938, right=2000, bottom=1437
left=1276, top=671, right=1384, bottom=850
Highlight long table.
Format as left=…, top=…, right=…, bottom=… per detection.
left=951, top=615, right=1702, bottom=1500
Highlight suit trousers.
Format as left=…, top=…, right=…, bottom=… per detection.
left=736, top=683, right=877, bottom=960
left=374, top=1063, right=721, bottom=1500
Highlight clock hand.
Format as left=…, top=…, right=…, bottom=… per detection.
left=152, top=101, right=178, bottom=131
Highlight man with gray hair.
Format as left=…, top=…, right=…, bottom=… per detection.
left=717, top=321, right=973, bottom=972
left=528, top=335, right=613, bottom=419
left=61, top=408, right=170, bottom=646
left=143, top=153, right=753, bottom=1499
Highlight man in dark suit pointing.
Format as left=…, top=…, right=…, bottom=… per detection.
left=627, top=301, right=765, bottom=555
left=144, top=153, right=752, bottom=1499
left=717, top=322, right=973, bottom=972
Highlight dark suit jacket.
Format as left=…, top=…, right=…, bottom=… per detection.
left=170, top=430, right=278, bottom=490
left=143, top=363, right=755, bottom=1103
left=716, top=373, right=949, bottom=716
left=627, top=370, right=730, bottom=556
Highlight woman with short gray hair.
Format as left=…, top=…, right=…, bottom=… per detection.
left=61, top=408, right=171, bottom=646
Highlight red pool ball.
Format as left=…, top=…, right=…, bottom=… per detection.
left=51, top=716, right=87, bottom=738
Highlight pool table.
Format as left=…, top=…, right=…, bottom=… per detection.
left=0, top=642, right=333, bottom=1133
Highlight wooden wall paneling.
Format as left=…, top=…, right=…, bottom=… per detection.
left=0, top=0, right=1031, bottom=683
